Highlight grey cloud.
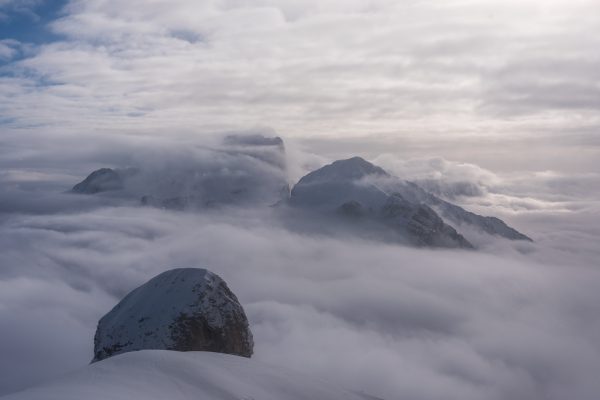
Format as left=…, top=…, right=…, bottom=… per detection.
left=0, top=39, right=21, bottom=61
left=1, top=0, right=599, bottom=140
left=0, top=0, right=44, bottom=20
left=0, top=135, right=598, bottom=399
left=373, top=154, right=600, bottom=204
left=0, top=135, right=598, bottom=398
left=299, top=132, right=600, bottom=180
left=479, top=16, right=600, bottom=116
left=1, top=202, right=600, bottom=399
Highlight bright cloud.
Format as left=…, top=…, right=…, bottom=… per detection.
left=0, top=0, right=599, bottom=139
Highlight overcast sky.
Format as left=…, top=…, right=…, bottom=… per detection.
left=1, top=1, right=600, bottom=399
left=1, top=0, right=599, bottom=149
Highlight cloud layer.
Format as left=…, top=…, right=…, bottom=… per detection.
left=1, top=202, right=599, bottom=399
left=0, top=135, right=599, bottom=399
left=1, top=0, right=599, bottom=140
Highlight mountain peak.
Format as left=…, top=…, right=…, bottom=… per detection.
left=330, top=156, right=388, bottom=174
left=71, top=168, right=123, bottom=194
left=297, top=157, right=389, bottom=185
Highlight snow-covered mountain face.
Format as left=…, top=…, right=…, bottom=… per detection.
left=2, top=351, right=373, bottom=400
left=71, top=135, right=289, bottom=209
left=72, top=168, right=126, bottom=194
left=365, top=173, right=531, bottom=242
left=70, top=137, right=530, bottom=248
left=93, top=268, right=253, bottom=362
left=289, top=157, right=531, bottom=248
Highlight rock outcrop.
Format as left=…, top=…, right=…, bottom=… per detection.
left=93, top=268, right=253, bottom=362
left=71, top=168, right=124, bottom=194
left=381, top=196, right=473, bottom=248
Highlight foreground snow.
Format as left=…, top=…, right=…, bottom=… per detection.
left=2, top=350, right=374, bottom=400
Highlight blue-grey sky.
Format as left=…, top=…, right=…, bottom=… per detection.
left=0, top=0, right=599, bottom=151
left=0, top=1, right=67, bottom=44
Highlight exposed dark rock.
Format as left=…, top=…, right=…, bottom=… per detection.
left=381, top=196, right=473, bottom=248
left=72, top=168, right=124, bottom=194
left=337, top=201, right=366, bottom=218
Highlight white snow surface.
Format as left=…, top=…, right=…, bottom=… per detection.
left=1, top=350, right=374, bottom=400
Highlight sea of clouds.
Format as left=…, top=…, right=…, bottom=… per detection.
left=1, top=0, right=599, bottom=398
left=1, top=134, right=599, bottom=400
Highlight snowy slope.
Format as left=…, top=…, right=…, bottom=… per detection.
left=290, top=157, right=391, bottom=210
left=290, top=157, right=473, bottom=248
left=290, top=157, right=531, bottom=244
left=383, top=181, right=532, bottom=241
left=1, top=351, right=375, bottom=400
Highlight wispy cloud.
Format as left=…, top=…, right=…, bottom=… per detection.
left=0, top=0, right=44, bottom=20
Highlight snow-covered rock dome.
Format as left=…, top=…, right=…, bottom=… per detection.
left=93, top=268, right=253, bottom=362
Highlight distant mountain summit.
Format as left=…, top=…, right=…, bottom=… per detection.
left=71, top=135, right=289, bottom=209
left=72, top=168, right=125, bottom=194
left=289, top=157, right=531, bottom=248
left=70, top=137, right=531, bottom=249
left=290, top=157, right=473, bottom=248
left=297, top=156, right=389, bottom=184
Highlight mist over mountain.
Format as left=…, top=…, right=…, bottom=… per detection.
left=69, top=136, right=531, bottom=250
left=288, top=155, right=531, bottom=247
left=0, top=131, right=599, bottom=400
left=70, top=135, right=289, bottom=209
